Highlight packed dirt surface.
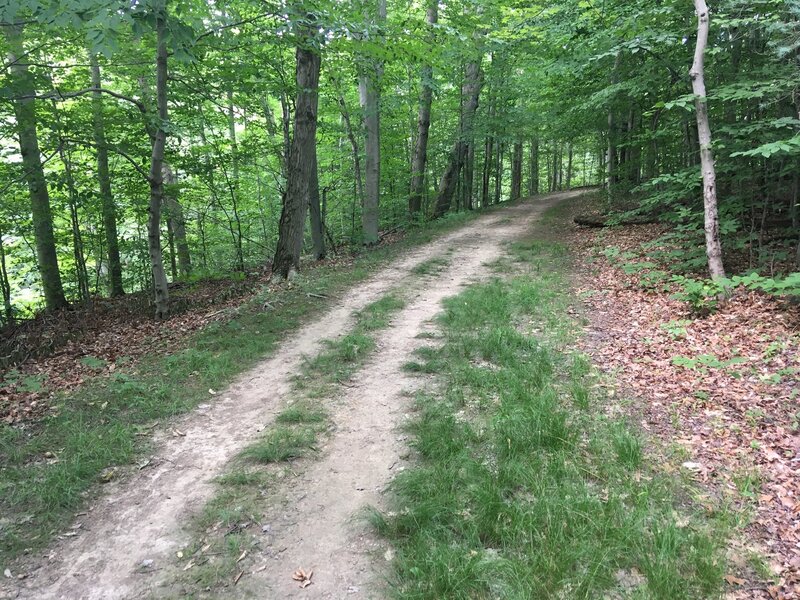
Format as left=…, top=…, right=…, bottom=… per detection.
left=2, top=191, right=582, bottom=600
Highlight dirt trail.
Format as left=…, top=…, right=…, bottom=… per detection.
left=5, top=191, right=581, bottom=600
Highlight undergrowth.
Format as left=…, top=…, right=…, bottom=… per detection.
left=374, top=219, right=726, bottom=599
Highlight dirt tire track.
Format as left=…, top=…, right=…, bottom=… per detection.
left=5, top=192, right=581, bottom=600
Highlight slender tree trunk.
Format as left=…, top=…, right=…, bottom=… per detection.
left=309, top=150, right=326, bottom=260
left=482, top=133, right=493, bottom=207
left=58, top=143, right=90, bottom=303
left=162, top=163, right=191, bottom=277
left=5, top=25, right=67, bottom=311
left=227, top=89, right=245, bottom=271
left=90, top=54, right=124, bottom=297
left=608, top=52, right=622, bottom=188
left=556, top=143, right=563, bottom=190
left=272, top=16, right=321, bottom=280
left=793, top=95, right=800, bottom=251
left=433, top=61, right=483, bottom=218
left=0, top=231, right=13, bottom=324
left=337, top=94, right=366, bottom=212
left=511, top=141, right=523, bottom=200
left=280, top=92, right=291, bottom=183
left=646, top=109, right=662, bottom=180
left=494, top=142, right=503, bottom=203
left=166, top=217, right=178, bottom=280
left=198, top=211, right=208, bottom=270
left=147, top=2, right=171, bottom=319
left=528, top=138, right=539, bottom=196
left=409, top=0, right=438, bottom=216
left=690, top=0, right=725, bottom=279
left=464, top=141, right=475, bottom=210
left=566, top=143, right=574, bottom=189
left=360, top=0, right=386, bottom=244
left=791, top=169, right=799, bottom=235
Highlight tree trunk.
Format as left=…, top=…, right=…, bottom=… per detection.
left=166, top=217, right=178, bottom=280
left=5, top=25, right=68, bottom=311
left=272, top=16, right=321, bottom=280
left=409, top=0, right=438, bottom=216
left=511, top=141, right=523, bottom=200
left=433, top=60, right=482, bottom=218
left=528, top=138, right=539, bottom=195
left=464, top=140, right=475, bottom=210
left=227, top=89, right=245, bottom=272
left=482, top=133, right=493, bottom=208
left=433, top=144, right=464, bottom=217
left=494, top=141, right=503, bottom=204
left=608, top=52, right=622, bottom=188
left=359, top=0, right=386, bottom=244
left=309, top=150, right=326, bottom=260
left=566, top=143, right=574, bottom=189
left=90, top=54, right=124, bottom=297
left=555, top=143, right=562, bottom=190
left=58, top=143, right=90, bottom=303
left=337, top=93, right=366, bottom=214
left=280, top=92, right=291, bottom=183
left=690, top=0, right=726, bottom=279
left=626, top=109, right=639, bottom=184
left=147, top=2, right=171, bottom=319
left=0, top=231, right=13, bottom=324
left=162, top=163, right=191, bottom=278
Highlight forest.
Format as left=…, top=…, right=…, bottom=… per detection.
left=1, top=0, right=795, bottom=324
left=1, top=0, right=799, bottom=598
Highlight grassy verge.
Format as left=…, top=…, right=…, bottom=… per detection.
left=410, top=255, right=451, bottom=276
left=373, top=208, right=727, bottom=599
left=0, top=210, right=475, bottom=565
left=165, top=290, right=408, bottom=596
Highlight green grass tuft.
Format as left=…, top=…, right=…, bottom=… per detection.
left=242, top=426, right=317, bottom=464
left=275, top=405, right=327, bottom=424
left=376, top=221, right=726, bottom=599
left=411, top=256, right=451, bottom=276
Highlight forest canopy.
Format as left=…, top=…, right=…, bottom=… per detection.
left=0, top=0, right=798, bottom=320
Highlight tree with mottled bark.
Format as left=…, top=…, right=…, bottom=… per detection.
left=607, top=52, right=622, bottom=189
left=0, top=231, right=12, bottom=324
left=162, top=163, right=191, bottom=278
left=227, top=89, right=245, bottom=272
left=336, top=91, right=366, bottom=209
left=309, top=150, right=326, bottom=260
left=5, top=25, right=68, bottom=311
left=433, top=61, right=482, bottom=218
left=690, top=0, right=726, bottom=279
left=511, top=142, right=523, bottom=200
left=359, top=0, right=386, bottom=244
left=90, top=54, right=124, bottom=297
left=147, top=0, right=171, bottom=320
left=528, top=139, right=539, bottom=196
left=272, top=14, right=322, bottom=280
left=481, top=97, right=495, bottom=208
left=565, top=143, right=573, bottom=189
left=409, top=0, right=438, bottom=216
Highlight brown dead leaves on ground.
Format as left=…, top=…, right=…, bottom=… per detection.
left=0, top=243, right=377, bottom=426
left=0, top=276, right=262, bottom=424
left=569, top=216, right=799, bottom=598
